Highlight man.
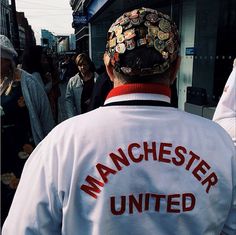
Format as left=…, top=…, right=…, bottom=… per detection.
left=3, top=8, right=236, bottom=235
left=213, top=58, right=236, bottom=145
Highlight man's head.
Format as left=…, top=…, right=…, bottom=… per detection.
left=104, top=7, right=180, bottom=86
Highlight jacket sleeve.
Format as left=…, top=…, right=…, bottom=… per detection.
left=21, top=71, right=55, bottom=145
left=2, top=135, right=62, bottom=235
left=213, top=67, right=236, bottom=145
left=221, top=147, right=236, bottom=235
left=65, top=78, right=77, bottom=118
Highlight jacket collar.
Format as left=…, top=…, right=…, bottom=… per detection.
left=104, top=83, right=171, bottom=105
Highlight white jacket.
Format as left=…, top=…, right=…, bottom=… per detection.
left=3, top=83, right=236, bottom=235
left=65, top=73, right=98, bottom=118
left=213, top=66, right=236, bottom=145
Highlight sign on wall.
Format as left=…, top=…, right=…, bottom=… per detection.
left=185, top=47, right=196, bottom=56
left=73, top=14, right=88, bottom=26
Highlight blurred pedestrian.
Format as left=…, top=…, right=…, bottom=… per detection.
left=41, top=53, right=61, bottom=123
left=213, top=58, right=236, bottom=145
left=59, top=54, right=78, bottom=83
left=22, top=45, right=52, bottom=93
left=65, top=53, right=98, bottom=118
left=88, top=71, right=113, bottom=110
left=2, top=8, right=236, bottom=235
left=0, top=35, right=54, bottom=226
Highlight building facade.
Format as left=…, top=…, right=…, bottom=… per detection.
left=18, top=25, right=26, bottom=50
left=70, top=0, right=90, bottom=54
left=1, top=0, right=35, bottom=54
left=69, top=34, right=76, bottom=51
left=41, top=29, right=56, bottom=51
left=70, top=0, right=236, bottom=114
left=57, top=35, right=70, bottom=54
left=1, top=0, right=12, bottom=39
left=16, top=12, right=36, bottom=55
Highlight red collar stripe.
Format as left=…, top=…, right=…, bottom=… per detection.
left=106, top=83, right=171, bottom=99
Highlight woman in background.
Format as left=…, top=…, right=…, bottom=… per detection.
left=0, top=35, right=54, bottom=225
left=65, top=53, right=98, bottom=118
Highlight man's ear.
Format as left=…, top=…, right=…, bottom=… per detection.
left=104, top=53, right=115, bottom=82
left=170, top=56, right=181, bottom=85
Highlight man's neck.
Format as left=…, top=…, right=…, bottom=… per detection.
left=113, top=78, right=171, bottom=88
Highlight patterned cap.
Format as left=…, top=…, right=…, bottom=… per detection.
left=105, top=7, right=180, bottom=76
left=0, top=35, right=18, bottom=60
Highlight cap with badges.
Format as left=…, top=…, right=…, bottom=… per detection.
left=105, top=7, right=180, bottom=76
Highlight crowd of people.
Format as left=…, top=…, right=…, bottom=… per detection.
left=0, top=35, right=110, bottom=226
left=1, top=6, right=235, bottom=235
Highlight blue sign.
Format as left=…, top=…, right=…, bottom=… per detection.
left=73, top=15, right=88, bottom=25
left=185, top=47, right=196, bottom=56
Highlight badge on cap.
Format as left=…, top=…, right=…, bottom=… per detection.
left=124, top=28, right=136, bottom=40
left=137, top=38, right=147, bottom=47
left=146, top=13, right=158, bottom=23
left=116, top=43, right=126, bottom=53
left=159, top=19, right=171, bottom=33
left=117, top=34, right=125, bottom=43
left=154, top=38, right=166, bottom=52
left=131, top=18, right=140, bottom=25
left=144, top=21, right=151, bottom=27
left=109, top=37, right=117, bottom=48
left=126, top=39, right=136, bottom=50
left=148, top=26, right=159, bottom=38
left=114, top=25, right=123, bottom=36
left=162, top=51, right=169, bottom=60
left=157, top=31, right=170, bottom=41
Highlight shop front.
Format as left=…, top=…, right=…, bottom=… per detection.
left=84, top=0, right=235, bottom=113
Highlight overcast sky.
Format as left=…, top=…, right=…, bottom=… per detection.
left=16, top=0, right=74, bottom=44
